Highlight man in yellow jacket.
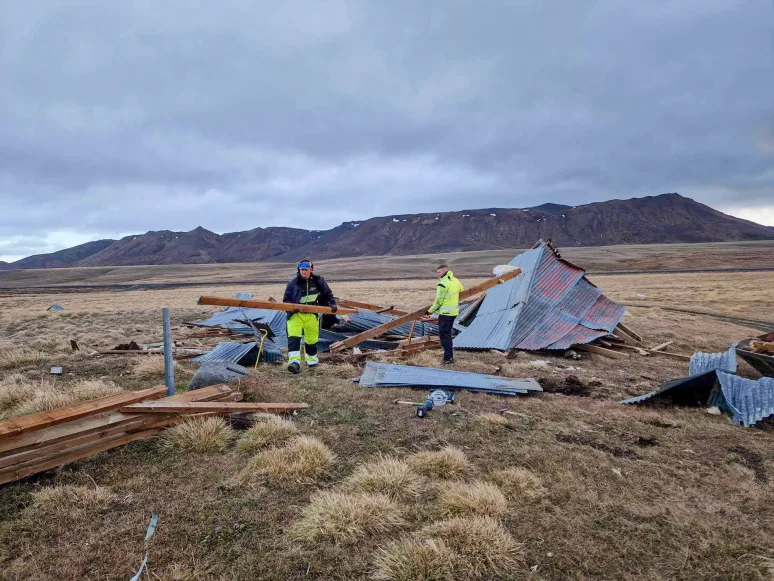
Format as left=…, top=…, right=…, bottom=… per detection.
left=427, top=264, right=463, bottom=364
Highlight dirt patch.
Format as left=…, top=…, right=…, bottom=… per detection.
left=555, top=433, right=638, bottom=459
left=112, top=340, right=141, bottom=351
left=728, top=445, right=768, bottom=483
left=540, top=375, right=591, bottom=397
left=633, top=435, right=659, bottom=447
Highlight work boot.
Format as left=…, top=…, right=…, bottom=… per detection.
left=443, top=358, right=455, bottom=365
left=287, top=362, right=301, bottom=374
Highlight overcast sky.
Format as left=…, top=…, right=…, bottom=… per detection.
left=1, top=1, right=773, bottom=261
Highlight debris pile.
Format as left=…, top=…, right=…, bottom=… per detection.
left=0, top=384, right=309, bottom=485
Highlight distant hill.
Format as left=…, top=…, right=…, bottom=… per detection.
left=6, top=193, right=773, bottom=269
left=0, top=261, right=15, bottom=271
left=9, top=240, right=116, bottom=270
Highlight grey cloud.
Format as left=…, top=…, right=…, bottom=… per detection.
left=1, top=0, right=773, bottom=259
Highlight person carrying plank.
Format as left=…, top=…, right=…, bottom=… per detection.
left=283, top=259, right=338, bottom=374
left=427, top=264, right=463, bottom=365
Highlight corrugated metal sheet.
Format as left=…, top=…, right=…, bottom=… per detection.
left=357, top=362, right=542, bottom=395
left=689, top=345, right=737, bottom=376
left=337, top=310, right=440, bottom=337
left=716, top=370, right=774, bottom=427
left=454, top=242, right=626, bottom=351
left=619, top=371, right=718, bottom=405
left=193, top=342, right=257, bottom=364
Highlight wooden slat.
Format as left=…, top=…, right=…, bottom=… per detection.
left=120, top=402, right=310, bottom=414
left=576, top=344, right=629, bottom=359
left=0, top=384, right=233, bottom=456
left=649, top=341, right=674, bottom=352
left=616, top=322, right=643, bottom=343
left=612, top=326, right=644, bottom=346
left=0, top=422, right=177, bottom=485
left=335, top=298, right=408, bottom=316
left=330, top=268, right=523, bottom=352
left=0, top=386, right=167, bottom=438
left=751, top=340, right=774, bottom=354
left=197, top=296, right=356, bottom=315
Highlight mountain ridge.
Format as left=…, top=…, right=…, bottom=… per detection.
left=5, top=194, right=773, bottom=269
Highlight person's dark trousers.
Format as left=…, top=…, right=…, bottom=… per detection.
left=438, top=315, right=455, bottom=362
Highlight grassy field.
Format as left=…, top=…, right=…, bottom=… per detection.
left=1, top=248, right=774, bottom=579
left=0, top=240, right=773, bottom=289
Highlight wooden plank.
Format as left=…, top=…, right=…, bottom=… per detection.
left=576, top=344, right=629, bottom=360
left=612, top=326, right=644, bottom=347
left=97, top=350, right=162, bottom=355
left=751, top=340, right=774, bottom=354
left=406, top=320, right=417, bottom=343
left=616, top=322, right=643, bottom=343
left=330, top=268, right=522, bottom=352
left=335, top=298, right=408, bottom=316
left=0, top=384, right=233, bottom=456
left=649, top=341, right=674, bottom=352
left=197, top=296, right=356, bottom=315
left=120, top=401, right=310, bottom=414
left=0, top=422, right=176, bottom=485
left=0, top=386, right=167, bottom=438
left=647, top=349, right=692, bottom=361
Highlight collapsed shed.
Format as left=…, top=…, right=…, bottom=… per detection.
left=454, top=241, right=626, bottom=351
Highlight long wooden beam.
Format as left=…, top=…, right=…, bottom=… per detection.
left=197, top=296, right=356, bottom=315
left=0, top=386, right=167, bottom=438
left=576, top=344, right=629, bottom=359
left=335, top=298, right=408, bottom=316
left=0, top=384, right=233, bottom=456
left=616, top=322, right=643, bottom=343
left=329, top=268, right=523, bottom=352
left=120, top=401, right=310, bottom=414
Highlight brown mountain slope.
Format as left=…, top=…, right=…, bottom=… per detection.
left=7, top=193, right=774, bottom=268
left=10, top=240, right=116, bottom=269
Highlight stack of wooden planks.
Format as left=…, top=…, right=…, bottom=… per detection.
left=0, top=385, right=309, bottom=485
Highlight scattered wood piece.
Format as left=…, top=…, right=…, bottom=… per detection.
left=97, top=350, right=163, bottom=356
left=119, top=402, right=310, bottom=414
left=70, top=339, right=79, bottom=352
left=613, top=326, right=644, bottom=346
left=0, top=387, right=167, bottom=438
left=197, top=296, right=356, bottom=315
left=616, top=321, right=643, bottom=342
left=335, top=298, right=408, bottom=316
left=649, top=341, right=674, bottom=352
left=576, top=344, right=629, bottom=360
left=751, top=340, right=774, bottom=354
left=330, top=268, right=523, bottom=352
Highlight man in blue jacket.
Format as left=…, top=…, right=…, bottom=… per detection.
left=283, top=259, right=337, bottom=374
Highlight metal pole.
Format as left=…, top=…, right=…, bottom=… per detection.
left=162, top=307, right=175, bottom=396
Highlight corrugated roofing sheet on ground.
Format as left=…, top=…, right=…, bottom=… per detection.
left=689, top=345, right=737, bottom=376
left=454, top=242, right=626, bottom=351
left=357, top=362, right=542, bottom=396
left=193, top=342, right=257, bottom=365
left=716, top=371, right=774, bottom=427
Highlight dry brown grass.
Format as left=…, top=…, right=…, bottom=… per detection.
left=486, top=468, right=545, bottom=501
left=236, top=415, right=299, bottom=455
left=478, top=412, right=508, bottom=426
left=0, top=376, right=122, bottom=419
left=344, top=456, right=426, bottom=500
left=432, top=481, right=508, bottom=518
left=290, top=491, right=406, bottom=545
left=160, top=416, right=234, bottom=453
left=30, top=484, right=117, bottom=513
left=0, top=347, right=46, bottom=369
left=133, top=356, right=176, bottom=376
left=372, top=517, right=524, bottom=580
left=406, top=446, right=473, bottom=480
left=247, top=435, right=335, bottom=485
left=318, top=361, right=359, bottom=379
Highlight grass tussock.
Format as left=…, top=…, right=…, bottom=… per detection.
left=161, top=416, right=234, bottom=453
left=432, top=481, right=508, bottom=518
left=319, top=362, right=359, bottom=379
left=0, top=347, right=46, bottom=370
left=373, top=516, right=523, bottom=580
left=31, top=484, right=117, bottom=513
left=406, top=351, right=443, bottom=369
left=0, top=376, right=122, bottom=420
left=247, top=436, right=335, bottom=484
left=478, top=412, right=508, bottom=426
left=236, top=415, right=299, bottom=455
left=344, top=456, right=425, bottom=500
left=291, top=491, right=405, bottom=545
left=406, top=446, right=472, bottom=480
left=486, top=468, right=546, bottom=501
left=133, top=356, right=176, bottom=376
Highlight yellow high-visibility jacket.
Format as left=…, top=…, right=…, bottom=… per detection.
left=428, top=271, right=463, bottom=316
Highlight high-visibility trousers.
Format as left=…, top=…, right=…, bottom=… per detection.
left=287, top=312, right=320, bottom=366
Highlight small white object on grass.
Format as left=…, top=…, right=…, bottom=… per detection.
left=612, top=467, right=623, bottom=478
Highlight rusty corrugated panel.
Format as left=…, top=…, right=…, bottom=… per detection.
left=581, top=295, right=627, bottom=332
left=548, top=325, right=609, bottom=350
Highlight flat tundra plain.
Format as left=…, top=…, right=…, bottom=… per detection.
left=1, top=241, right=773, bottom=580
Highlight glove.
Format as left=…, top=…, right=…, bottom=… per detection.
left=330, top=304, right=338, bottom=313
left=426, top=310, right=433, bottom=316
